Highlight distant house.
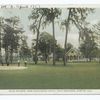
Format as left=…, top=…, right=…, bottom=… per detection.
left=66, top=48, right=83, bottom=61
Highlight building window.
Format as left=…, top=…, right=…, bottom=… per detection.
left=71, top=51, right=74, bottom=53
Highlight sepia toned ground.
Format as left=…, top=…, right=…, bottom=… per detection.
left=0, top=62, right=100, bottom=89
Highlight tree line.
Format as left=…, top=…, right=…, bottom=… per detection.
left=0, top=8, right=100, bottom=66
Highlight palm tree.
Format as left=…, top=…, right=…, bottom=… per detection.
left=61, top=9, right=71, bottom=66
left=29, top=8, right=49, bottom=64
left=29, top=8, right=61, bottom=65
left=43, top=8, right=61, bottom=65
left=61, top=8, right=94, bottom=66
left=0, top=17, right=4, bottom=65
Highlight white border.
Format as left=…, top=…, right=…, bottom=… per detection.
left=1, top=4, right=100, bottom=8
left=0, top=89, right=100, bottom=95
left=0, top=0, right=100, bottom=5
left=0, top=4, right=100, bottom=95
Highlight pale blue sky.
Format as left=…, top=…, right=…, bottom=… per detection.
left=0, top=8, right=100, bottom=48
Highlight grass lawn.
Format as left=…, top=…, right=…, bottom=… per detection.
left=0, top=62, right=100, bottom=89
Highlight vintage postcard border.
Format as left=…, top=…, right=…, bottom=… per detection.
left=0, top=4, right=100, bottom=95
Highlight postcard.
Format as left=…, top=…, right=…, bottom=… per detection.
left=0, top=4, right=100, bottom=94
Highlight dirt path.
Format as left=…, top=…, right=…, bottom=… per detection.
left=0, top=66, right=27, bottom=70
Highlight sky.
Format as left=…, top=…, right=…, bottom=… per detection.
left=0, top=7, right=100, bottom=48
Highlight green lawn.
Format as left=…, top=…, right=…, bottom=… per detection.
left=0, top=62, right=100, bottom=89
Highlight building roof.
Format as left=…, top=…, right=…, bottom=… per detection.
left=66, top=48, right=81, bottom=56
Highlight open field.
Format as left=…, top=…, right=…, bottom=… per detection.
left=0, top=62, right=100, bottom=89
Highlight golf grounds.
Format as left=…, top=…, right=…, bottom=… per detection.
left=0, top=62, right=100, bottom=89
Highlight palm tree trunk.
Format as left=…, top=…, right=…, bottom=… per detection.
left=0, top=33, right=2, bottom=64
left=0, top=18, right=3, bottom=65
left=35, top=30, right=39, bottom=64
left=5, top=48, right=9, bottom=66
left=45, top=54, right=48, bottom=64
left=52, top=19, right=56, bottom=65
left=34, top=14, right=43, bottom=64
left=64, top=25, right=69, bottom=66
left=64, top=9, right=71, bottom=66
left=45, top=47, right=48, bottom=64
left=0, top=30, right=3, bottom=65
left=10, top=49, right=13, bottom=64
left=0, top=49, right=2, bottom=65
